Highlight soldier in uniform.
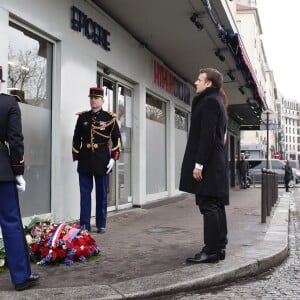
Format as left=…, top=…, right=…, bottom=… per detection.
left=72, top=87, right=121, bottom=233
left=0, top=66, right=39, bottom=290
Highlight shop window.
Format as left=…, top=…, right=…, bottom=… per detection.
left=146, top=94, right=166, bottom=123
left=146, top=94, right=166, bottom=194
left=174, top=107, right=188, bottom=189
left=175, top=108, right=188, bottom=131
left=8, top=22, right=53, bottom=217
left=8, top=22, right=52, bottom=108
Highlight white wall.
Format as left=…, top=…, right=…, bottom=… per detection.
left=0, top=0, right=193, bottom=222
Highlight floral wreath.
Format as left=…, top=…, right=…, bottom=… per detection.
left=25, top=217, right=101, bottom=266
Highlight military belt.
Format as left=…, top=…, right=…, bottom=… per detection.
left=82, top=142, right=108, bottom=149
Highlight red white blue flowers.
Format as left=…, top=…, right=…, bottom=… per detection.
left=25, top=218, right=100, bottom=266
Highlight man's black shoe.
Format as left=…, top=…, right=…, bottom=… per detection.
left=193, top=249, right=225, bottom=261
left=219, top=249, right=226, bottom=260
left=186, top=251, right=219, bottom=264
left=15, top=273, right=40, bottom=291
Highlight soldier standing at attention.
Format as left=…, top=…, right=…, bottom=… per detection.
left=72, top=87, right=121, bottom=233
left=0, top=66, right=39, bottom=290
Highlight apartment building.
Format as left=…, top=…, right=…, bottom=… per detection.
left=228, top=0, right=278, bottom=159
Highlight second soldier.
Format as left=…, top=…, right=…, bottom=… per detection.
left=72, top=87, right=121, bottom=233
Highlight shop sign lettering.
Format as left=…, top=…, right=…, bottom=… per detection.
left=71, top=6, right=111, bottom=51
left=154, top=60, right=190, bottom=104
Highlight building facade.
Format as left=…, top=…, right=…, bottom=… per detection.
left=0, top=0, right=267, bottom=223
left=228, top=0, right=278, bottom=160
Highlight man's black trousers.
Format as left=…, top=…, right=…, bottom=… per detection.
left=196, top=196, right=228, bottom=255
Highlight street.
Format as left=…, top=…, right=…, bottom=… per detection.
left=154, top=188, right=300, bottom=300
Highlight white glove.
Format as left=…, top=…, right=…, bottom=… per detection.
left=16, top=175, right=26, bottom=192
left=106, top=158, right=115, bottom=174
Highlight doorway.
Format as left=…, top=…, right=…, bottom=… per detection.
left=97, top=74, right=133, bottom=210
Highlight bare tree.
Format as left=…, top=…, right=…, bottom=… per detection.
left=8, top=45, right=47, bottom=106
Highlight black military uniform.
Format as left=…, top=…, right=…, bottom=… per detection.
left=72, top=87, right=121, bottom=233
left=0, top=65, right=39, bottom=290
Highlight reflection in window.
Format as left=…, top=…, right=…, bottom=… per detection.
left=146, top=94, right=166, bottom=123
left=175, top=108, right=188, bottom=131
left=8, top=22, right=52, bottom=108
left=8, top=22, right=53, bottom=217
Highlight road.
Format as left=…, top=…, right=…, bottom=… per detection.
left=154, top=188, right=300, bottom=300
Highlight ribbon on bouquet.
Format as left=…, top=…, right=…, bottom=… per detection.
left=49, top=224, right=65, bottom=249
left=62, top=227, right=81, bottom=243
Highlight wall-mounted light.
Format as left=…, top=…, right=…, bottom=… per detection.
left=214, top=49, right=225, bottom=62
left=103, top=67, right=111, bottom=75
left=190, top=13, right=203, bottom=31
left=227, top=70, right=235, bottom=81
left=247, top=98, right=259, bottom=108
left=238, top=86, right=245, bottom=95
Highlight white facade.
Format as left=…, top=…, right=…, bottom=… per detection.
left=229, top=0, right=277, bottom=159
left=281, top=97, right=300, bottom=160
left=0, top=0, right=194, bottom=223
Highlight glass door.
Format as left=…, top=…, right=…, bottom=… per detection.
left=98, top=74, right=132, bottom=210
left=102, top=78, right=116, bottom=209
left=117, top=84, right=132, bottom=207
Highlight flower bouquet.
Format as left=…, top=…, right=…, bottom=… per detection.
left=0, top=238, right=5, bottom=269
left=25, top=217, right=101, bottom=266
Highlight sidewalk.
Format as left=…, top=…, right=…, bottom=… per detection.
left=0, top=188, right=290, bottom=299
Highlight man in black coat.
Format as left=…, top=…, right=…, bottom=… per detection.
left=0, top=66, right=39, bottom=290
left=284, top=160, right=293, bottom=192
left=180, top=68, right=229, bottom=263
left=237, top=154, right=249, bottom=189
left=72, top=87, right=121, bottom=233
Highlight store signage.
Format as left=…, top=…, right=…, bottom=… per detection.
left=153, top=60, right=190, bottom=104
left=71, top=6, right=111, bottom=51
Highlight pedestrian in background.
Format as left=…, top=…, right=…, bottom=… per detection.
left=284, top=160, right=293, bottom=192
left=0, top=66, right=39, bottom=290
left=237, top=154, right=249, bottom=189
left=180, top=68, right=229, bottom=264
left=72, top=87, right=121, bottom=233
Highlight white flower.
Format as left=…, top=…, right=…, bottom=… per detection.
left=25, top=234, right=33, bottom=244
left=0, top=259, right=5, bottom=267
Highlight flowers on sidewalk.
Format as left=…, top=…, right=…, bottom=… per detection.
left=0, top=238, right=5, bottom=269
left=25, top=217, right=101, bottom=266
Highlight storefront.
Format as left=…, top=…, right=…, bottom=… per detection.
left=0, top=0, right=194, bottom=223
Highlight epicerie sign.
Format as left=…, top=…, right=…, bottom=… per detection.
left=71, top=6, right=111, bottom=51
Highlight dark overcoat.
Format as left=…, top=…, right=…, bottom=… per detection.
left=0, top=93, right=24, bottom=182
left=72, top=109, right=121, bottom=176
left=179, top=87, right=229, bottom=204
left=284, top=164, right=293, bottom=183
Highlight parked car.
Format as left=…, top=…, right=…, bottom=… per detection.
left=246, top=159, right=300, bottom=187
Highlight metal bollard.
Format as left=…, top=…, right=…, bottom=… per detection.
left=261, top=168, right=267, bottom=223
left=271, top=172, right=275, bottom=207
left=275, top=173, right=278, bottom=203
left=267, top=170, right=272, bottom=217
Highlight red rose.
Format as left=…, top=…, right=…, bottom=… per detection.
left=41, top=247, right=49, bottom=257
left=31, top=243, right=40, bottom=253
left=82, top=247, right=89, bottom=257
left=57, top=249, right=67, bottom=258
left=51, top=250, right=58, bottom=261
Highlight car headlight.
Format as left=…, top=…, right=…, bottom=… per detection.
left=295, top=171, right=300, bottom=177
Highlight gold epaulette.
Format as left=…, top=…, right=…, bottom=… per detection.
left=13, top=94, right=22, bottom=102
left=108, top=111, right=117, bottom=118
left=76, top=110, right=88, bottom=116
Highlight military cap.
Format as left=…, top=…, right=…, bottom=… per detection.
left=88, top=87, right=104, bottom=97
